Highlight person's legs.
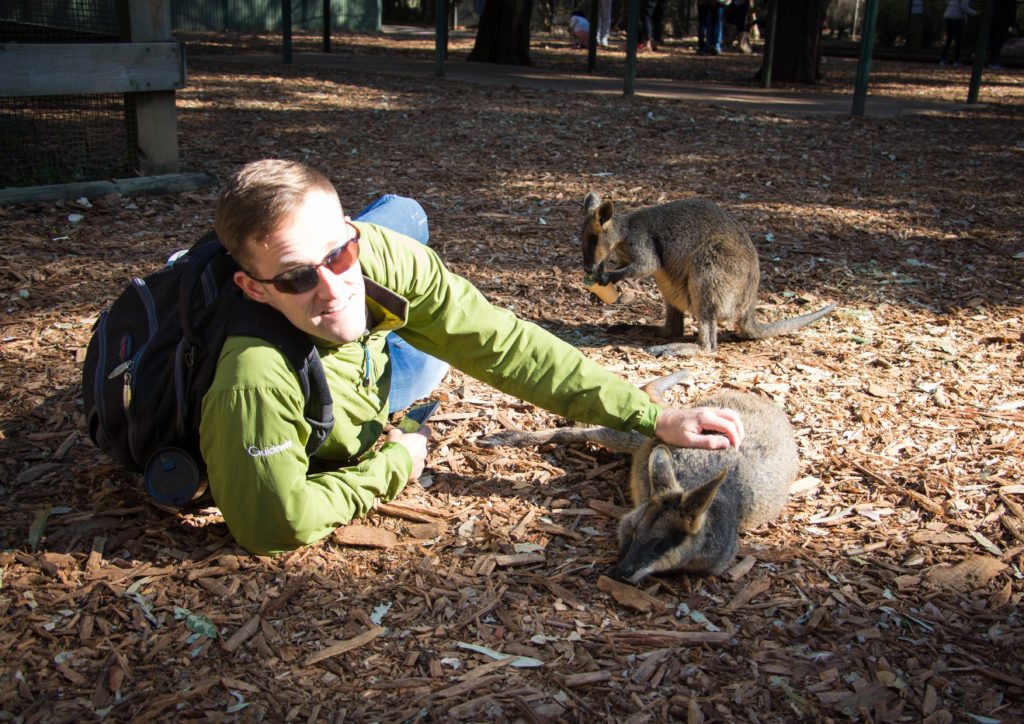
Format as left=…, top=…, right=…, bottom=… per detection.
left=352, top=195, right=449, bottom=413
left=652, top=0, right=665, bottom=45
left=941, top=19, right=954, bottom=63
left=640, top=0, right=656, bottom=46
left=353, top=194, right=429, bottom=244
left=711, top=5, right=724, bottom=54
left=385, top=335, right=449, bottom=413
left=952, top=18, right=964, bottom=64
left=697, top=5, right=709, bottom=52
left=597, top=0, right=612, bottom=44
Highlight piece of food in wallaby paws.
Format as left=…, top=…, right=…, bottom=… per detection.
left=582, top=273, right=620, bottom=304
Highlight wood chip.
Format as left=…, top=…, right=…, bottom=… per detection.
left=304, top=626, right=387, bottom=666
left=222, top=615, right=261, bottom=653
left=596, top=575, right=667, bottom=613
left=333, top=525, right=398, bottom=548
left=407, top=521, right=447, bottom=539
left=723, top=577, right=772, bottom=610
left=564, top=670, right=612, bottom=687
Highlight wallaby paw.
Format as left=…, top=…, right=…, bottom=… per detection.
left=646, top=342, right=703, bottom=357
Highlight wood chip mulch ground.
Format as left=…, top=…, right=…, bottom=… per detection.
left=1, top=30, right=1022, bottom=723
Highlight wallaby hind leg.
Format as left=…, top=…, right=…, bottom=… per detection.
left=695, top=315, right=718, bottom=352
left=656, top=305, right=686, bottom=339
left=646, top=306, right=704, bottom=355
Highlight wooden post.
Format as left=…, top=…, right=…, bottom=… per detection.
left=760, top=0, right=778, bottom=89
left=283, top=0, right=293, bottom=63
left=128, top=0, right=179, bottom=175
left=588, top=0, right=598, bottom=72
left=851, top=0, right=880, bottom=116
left=435, top=0, right=448, bottom=77
left=323, top=0, right=332, bottom=52
left=624, top=0, right=640, bottom=95
left=967, top=0, right=994, bottom=104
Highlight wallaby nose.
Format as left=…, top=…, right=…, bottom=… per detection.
left=607, top=562, right=633, bottom=582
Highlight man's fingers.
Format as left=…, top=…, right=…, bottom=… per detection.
left=697, top=408, right=745, bottom=449
left=683, top=431, right=733, bottom=450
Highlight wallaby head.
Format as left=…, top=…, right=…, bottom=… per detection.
left=609, top=452, right=735, bottom=582
left=581, top=191, right=628, bottom=275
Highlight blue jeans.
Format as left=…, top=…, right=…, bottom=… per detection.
left=352, top=195, right=450, bottom=414
left=698, top=5, right=723, bottom=53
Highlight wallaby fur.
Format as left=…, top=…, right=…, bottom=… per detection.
left=479, top=373, right=798, bottom=581
left=581, top=191, right=836, bottom=356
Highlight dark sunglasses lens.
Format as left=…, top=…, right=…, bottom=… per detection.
left=274, top=268, right=320, bottom=294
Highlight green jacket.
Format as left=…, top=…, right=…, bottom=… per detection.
left=200, top=222, right=660, bottom=555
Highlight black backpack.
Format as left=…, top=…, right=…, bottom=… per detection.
left=82, top=232, right=334, bottom=506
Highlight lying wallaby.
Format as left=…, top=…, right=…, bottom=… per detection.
left=479, top=372, right=797, bottom=581
left=581, top=192, right=836, bottom=356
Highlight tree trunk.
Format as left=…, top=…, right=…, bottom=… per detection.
left=467, top=0, right=534, bottom=65
left=756, top=0, right=833, bottom=84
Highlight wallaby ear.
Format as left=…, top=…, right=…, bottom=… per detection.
left=647, top=445, right=679, bottom=498
left=597, top=200, right=614, bottom=228
left=679, top=467, right=729, bottom=534
left=583, top=191, right=602, bottom=215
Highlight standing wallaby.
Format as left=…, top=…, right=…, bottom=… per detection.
left=479, top=371, right=798, bottom=581
left=581, top=192, right=836, bottom=356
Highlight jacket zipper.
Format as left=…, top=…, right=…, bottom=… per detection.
left=359, top=331, right=372, bottom=387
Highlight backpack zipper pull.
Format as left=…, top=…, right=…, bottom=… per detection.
left=122, top=367, right=133, bottom=409
left=108, top=359, right=132, bottom=379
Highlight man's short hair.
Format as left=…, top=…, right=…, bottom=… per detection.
left=215, top=159, right=337, bottom=269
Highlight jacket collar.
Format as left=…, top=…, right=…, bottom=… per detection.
left=364, top=277, right=407, bottom=333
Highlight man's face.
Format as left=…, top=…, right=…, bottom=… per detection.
left=234, top=188, right=367, bottom=345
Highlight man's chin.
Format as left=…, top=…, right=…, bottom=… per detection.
left=311, top=326, right=364, bottom=346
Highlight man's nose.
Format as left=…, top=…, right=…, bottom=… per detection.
left=316, top=263, right=348, bottom=294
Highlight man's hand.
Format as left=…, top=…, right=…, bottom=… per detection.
left=655, top=406, right=745, bottom=450
left=387, top=426, right=431, bottom=481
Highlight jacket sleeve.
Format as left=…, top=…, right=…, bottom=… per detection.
left=199, top=344, right=413, bottom=556
left=359, top=224, right=661, bottom=436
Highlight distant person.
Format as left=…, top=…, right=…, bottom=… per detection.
left=988, top=0, right=1016, bottom=69
left=941, top=0, right=977, bottom=67
left=639, top=0, right=665, bottom=51
left=727, top=1, right=752, bottom=54
left=569, top=10, right=590, bottom=49
left=596, top=0, right=613, bottom=46
left=697, top=0, right=725, bottom=56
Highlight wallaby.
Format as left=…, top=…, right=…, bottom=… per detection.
left=479, top=371, right=798, bottom=581
left=581, top=192, right=836, bottom=356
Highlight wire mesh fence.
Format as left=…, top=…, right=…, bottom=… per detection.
left=0, top=0, right=140, bottom=188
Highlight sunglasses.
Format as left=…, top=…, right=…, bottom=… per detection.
left=246, top=221, right=361, bottom=294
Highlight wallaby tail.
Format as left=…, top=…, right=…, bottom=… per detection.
left=641, top=370, right=691, bottom=405
left=740, top=302, right=836, bottom=340
left=478, top=426, right=646, bottom=453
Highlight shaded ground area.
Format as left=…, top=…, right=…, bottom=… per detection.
left=1, top=30, right=1022, bottom=722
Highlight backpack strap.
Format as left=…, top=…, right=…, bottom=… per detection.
left=228, top=295, right=335, bottom=458
left=179, top=234, right=232, bottom=348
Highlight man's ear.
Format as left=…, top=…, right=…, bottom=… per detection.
left=234, top=270, right=270, bottom=303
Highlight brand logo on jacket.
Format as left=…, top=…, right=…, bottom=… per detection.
left=247, top=440, right=294, bottom=458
